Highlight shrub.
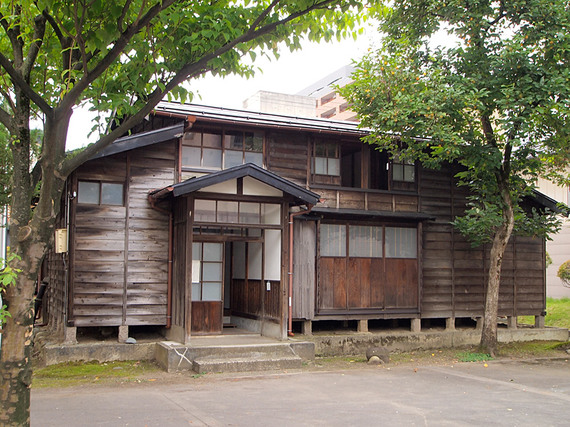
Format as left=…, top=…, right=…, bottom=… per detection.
left=558, top=260, right=570, bottom=288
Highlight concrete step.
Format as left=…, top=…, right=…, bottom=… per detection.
left=155, top=340, right=313, bottom=373
left=193, top=354, right=302, bottom=374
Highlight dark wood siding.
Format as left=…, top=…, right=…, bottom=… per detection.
left=292, top=220, right=316, bottom=320
left=266, top=133, right=309, bottom=186
left=125, top=143, right=175, bottom=325
left=70, top=142, right=176, bottom=327
left=419, top=165, right=546, bottom=319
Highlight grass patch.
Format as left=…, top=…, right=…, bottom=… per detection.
left=456, top=352, right=492, bottom=362
left=518, top=297, right=570, bottom=329
left=33, top=360, right=161, bottom=388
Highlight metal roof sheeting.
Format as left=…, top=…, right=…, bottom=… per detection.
left=153, top=101, right=366, bottom=136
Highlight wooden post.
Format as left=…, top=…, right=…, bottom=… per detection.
left=446, top=317, right=455, bottom=331
left=507, top=316, right=517, bottom=329
left=302, top=320, right=312, bottom=336
left=410, top=318, right=421, bottom=332
left=357, top=319, right=369, bottom=333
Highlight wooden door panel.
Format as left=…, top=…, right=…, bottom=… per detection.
left=319, top=257, right=347, bottom=310
left=191, top=301, right=222, bottom=334
left=386, top=258, right=418, bottom=309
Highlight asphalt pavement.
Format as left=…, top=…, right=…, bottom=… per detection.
left=32, top=358, right=570, bottom=426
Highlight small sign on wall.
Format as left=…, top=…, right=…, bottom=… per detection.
left=55, top=228, right=68, bottom=253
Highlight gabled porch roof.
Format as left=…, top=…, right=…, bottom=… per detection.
left=150, top=163, right=320, bottom=206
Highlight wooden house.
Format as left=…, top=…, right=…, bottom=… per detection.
left=43, top=101, right=555, bottom=343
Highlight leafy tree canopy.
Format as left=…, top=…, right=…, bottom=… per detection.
left=342, top=0, right=570, bottom=244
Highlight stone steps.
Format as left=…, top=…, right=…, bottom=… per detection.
left=156, top=340, right=311, bottom=373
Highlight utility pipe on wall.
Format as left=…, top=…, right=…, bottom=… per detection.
left=288, top=205, right=313, bottom=337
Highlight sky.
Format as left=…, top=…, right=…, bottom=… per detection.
left=66, top=25, right=381, bottom=149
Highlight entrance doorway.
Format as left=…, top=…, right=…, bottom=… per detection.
left=190, top=234, right=281, bottom=336
left=191, top=242, right=224, bottom=334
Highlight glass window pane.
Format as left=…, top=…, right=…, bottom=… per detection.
left=261, top=204, right=280, bottom=225
left=203, top=262, right=222, bottom=281
left=315, top=143, right=326, bottom=157
left=182, top=132, right=200, bottom=146
left=224, top=131, right=243, bottom=149
left=202, top=133, right=222, bottom=148
left=224, top=150, right=243, bottom=169
left=192, top=259, right=201, bottom=283
left=192, top=242, right=202, bottom=261
left=349, top=225, right=382, bottom=258
left=404, top=165, right=415, bottom=182
left=244, top=151, right=263, bottom=167
left=245, top=132, right=263, bottom=152
left=328, top=158, right=340, bottom=176
left=202, top=282, right=222, bottom=301
left=248, top=242, right=262, bottom=280
left=101, top=183, right=123, bottom=205
left=320, top=224, right=346, bottom=257
left=182, top=146, right=201, bottom=167
left=240, top=202, right=260, bottom=224
left=78, top=181, right=100, bottom=204
left=192, top=283, right=202, bottom=301
left=314, top=157, right=327, bottom=175
left=203, top=148, right=222, bottom=169
left=194, top=199, right=216, bottom=222
left=393, top=163, right=403, bottom=181
left=203, top=243, right=222, bottom=261
left=385, top=227, right=417, bottom=258
left=217, top=201, right=239, bottom=223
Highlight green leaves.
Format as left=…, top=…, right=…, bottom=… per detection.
left=0, top=253, right=22, bottom=326
left=343, top=0, right=570, bottom=242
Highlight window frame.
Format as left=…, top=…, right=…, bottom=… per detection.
left=181, top=129, right=264, bottom=171
left=77, top=180, right=124, bottom=206
left=312, top=141, right=340, bottom=177
left=319, top=222, right=417, bottom=260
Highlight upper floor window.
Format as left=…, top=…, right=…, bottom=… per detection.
left=392, top=159, right=415, bottom=183
left=313, top=142, right=340, bottom=176
left=223, top=131, right=263, bottom=168
left=182, top=130, right=263, bottom=170
left=77, top=181, right=124, bottom=206
left=182, top=131, right=223, bottom=170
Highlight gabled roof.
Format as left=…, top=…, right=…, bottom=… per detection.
left=91, top=123, right=184, bottom=159
left=150, top=163, right=320, bottom=206
left=154, top=101, right=366, bottom=136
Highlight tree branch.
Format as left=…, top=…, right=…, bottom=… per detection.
left=0, top=106, right=16, bottom=134
left=0, top=53, right=53, bottom=116
left=62, top=0, right=346, bottom=174
left=480, top=114, right=496, bottom=146
left=0, top=9, right=23, bottom=66
left=118, top=0, right=134, bottom=32
left=22, top=14, right=46, bottom=81
left=58, top=0, right=178, bottom=112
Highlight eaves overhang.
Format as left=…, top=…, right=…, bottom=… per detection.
left=90, top=123, right=185, bottom=159
left=150, top=163, right=320, bottom=206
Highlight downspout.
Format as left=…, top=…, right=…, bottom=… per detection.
left=148, top=194, right=173, bottom=329
left=288, top=204, right=313, bottom=337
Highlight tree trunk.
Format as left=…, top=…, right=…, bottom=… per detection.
left=0, top=274, right=35, bottom=426
left=480, top=186, right=515, bottom=356
left=1, top=112, right=68, bottom=426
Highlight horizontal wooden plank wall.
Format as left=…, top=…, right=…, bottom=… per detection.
left=126, top=143, right=175, bottom=325
left=420, top=165, right=546, bottom=319
left=73, top=155, right=128, bottom=326
left=266, top=133, right=309, bottom=186
left=171, top=198, right=188, bottom=329
left=70, top=142, right=176, bottom=327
